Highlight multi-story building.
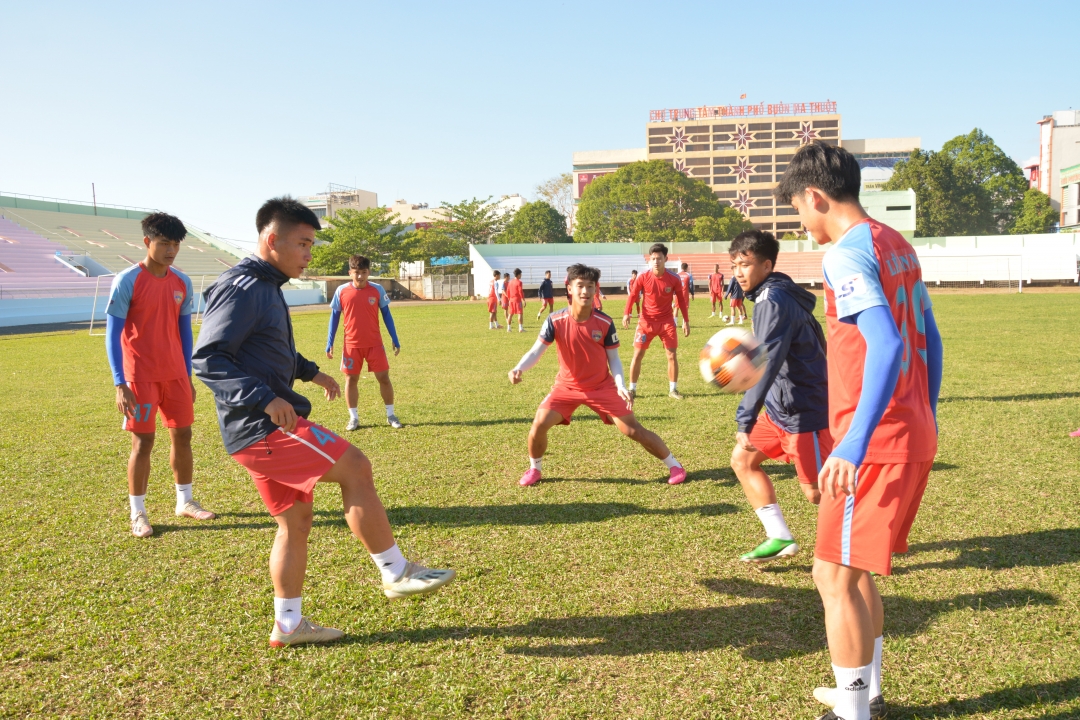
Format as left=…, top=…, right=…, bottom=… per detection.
left=299, top=184, right=378, bottom=221
left=845, top=137, right=921, bottom=191
left=1059, top=163, right=1080, bottom=229
left=1034, top=110, right=1080, bottom=212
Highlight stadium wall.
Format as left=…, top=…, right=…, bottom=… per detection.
left=0, top=194, right=148, bottom=220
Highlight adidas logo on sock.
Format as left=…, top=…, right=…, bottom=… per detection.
left=844, top=678, right=868, bottom=692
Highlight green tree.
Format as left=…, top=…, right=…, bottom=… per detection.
left=575, top=160, right=725, bottom=243
left=1011, top=188, right=1057, bottom=234
left=942, top=128, right=1028, bottom=233
left=499, top=200, right=571, bottom=243
left=691, top=206, right=755, bottom=243
left=882, top=150, right=993, bottom=237
left=310, top=207, right=415, bottom=275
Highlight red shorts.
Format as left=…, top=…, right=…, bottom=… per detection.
left=730, top=298, right=745, bottom=309
left=539, top=381, right=631, bottom=425
left=748, top=413, right=833, bottom=485
left=487, top=296, right=498, bottom=312
left=122, top=378, right=194, bottom=432
left=500, top=297, right=509, bottom=309
left=231, top=418, right=351, bottom=515
left=542, top=297, right=554, bottom=308
left=341, top=345, right=389, bottom=375
left=815, top=460, right=933, bottom=576
left=710, top=292, right=723, bottom=303
left=634, top=317, right=678, bottom=350
left=508, top=300, right=523, bottom=315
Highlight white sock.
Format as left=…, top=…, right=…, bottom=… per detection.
left=628, top=382, right=637, bottom=391
left=385, top=404, right=395, bottom=417
left=348, top=407, right=359, bottom=421
left=870, top=636, right=883, bottom=698
left=518, top=323, right=523, bottom=330
left=662, top=453, right=681, bottom=469
left=669, top=381, right=677, bottom=392
left=755, top=503, right=794, bottom=541
left=529, top=457, right=542, bottom=472
left=832, top=664, right=872, bottom=720
left=175, top=483, right=192, bottom=510
left=129, top=494, right=146, bottom=520
left=273, top=596, right=302, bottom=634
left=371, top=543, right=408, bottom=583
left=489, top=321, right=494, bottom=328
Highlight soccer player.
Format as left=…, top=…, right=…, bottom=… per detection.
left=592, top=270, right=605, bottom=312
left=193, top=197, right=454, bottom=648
left=496, top=272, right=509, bottom=325
left=536, top=270, right=555, bottom=319
left=506, top=268, right=525, bottom=332
left=622, top=243, right=689, bottom=401
left=325, top=255, right=403, bottom=430
left=683, top=262, right=696, bottom=300
left=675, top=262, right=693, bottom=327
left=509, top=263, right=686, bottom=487
left=708, top=264, right=726, bottom=318
left=727, top=229, right=832, bottom=563
left=725, top=272, right=747, bottom=325
left=487, top=269, right=501, bottom=329
left=626, top=269, right=641, bottom=316
left=105, top=212, right=215, bottom=538
left=776, top=144, right=942, bottom=720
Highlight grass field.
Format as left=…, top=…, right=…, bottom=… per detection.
left=2, top=292, right=1080, bottom=719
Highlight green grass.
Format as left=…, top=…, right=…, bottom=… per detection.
left=2, top=292, right=1080, bottom=719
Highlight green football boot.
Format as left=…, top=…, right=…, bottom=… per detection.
left=739, top=537, right=800, bottom=563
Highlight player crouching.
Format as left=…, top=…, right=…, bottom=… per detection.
left=194, top=197, right=454, bottom=648
left=727, top=229, right=832, bottom=563
left=509, top=264, right=686, bottom=487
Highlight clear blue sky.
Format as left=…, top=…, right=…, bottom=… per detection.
left=2, top=1, right=1074, bottom=241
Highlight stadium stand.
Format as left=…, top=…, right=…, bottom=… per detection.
left=0, top=217, right=98, bottom=297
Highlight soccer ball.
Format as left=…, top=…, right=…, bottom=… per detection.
left=699, top=328, right=768, bottom=393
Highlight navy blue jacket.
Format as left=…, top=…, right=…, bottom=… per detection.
left=192, top=256, right=320, bottom=454
left=538, top=278, right=554, bottom=299
left=726, top=276, right=744, bottom=300
left=736, top=272, right=829, bottom=434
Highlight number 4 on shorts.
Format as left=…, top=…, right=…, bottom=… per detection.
left=310, top=425, right=337, bottom=446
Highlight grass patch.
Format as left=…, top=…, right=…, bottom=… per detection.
left=2, top=293, right=1079, bottom=718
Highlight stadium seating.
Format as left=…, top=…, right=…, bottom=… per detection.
left=668, top=252, right=827, bottom=285
left=0, top=217, right=98, bottom=297
left=0, top=206, right=241, bottom=277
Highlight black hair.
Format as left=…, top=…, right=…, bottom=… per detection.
left=142, top=212, right=186, bottom=242
left=729, top=229, right=779, bottom=267
left=349, top=255, right=370, bottom=271
left=773, top=142, right=861, bottom=205
left=565, top=263, right=600, bottom=284
left=513, top=268, right=522, bottom=278
left=544, top=270, right=551, bottom=276
left=648, top=243, right=668, bottom=257
left=255, top=196, right=322, bottom=234
left=493, top=269, right=500, bottom=277
left=680, top=262, right=688, bottom=270
left=630, top=269, right=638, bottom=275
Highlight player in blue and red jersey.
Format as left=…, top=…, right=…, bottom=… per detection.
left=105, top=212, right=215, bottom=538
left=506, top=268, right=525, bottom=332
left=623, top=243, right=689, bottom=401
left=326, top=255, right=402, bottom=430
left=487, top=269, right=502, bottom=329
left=776, top=143, right=943, bottom=720
left=510, top=264, right=685, bottom=487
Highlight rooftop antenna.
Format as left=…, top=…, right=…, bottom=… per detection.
left=92, top=183, right=97, bottom=215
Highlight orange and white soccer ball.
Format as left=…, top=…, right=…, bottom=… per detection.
left=699, top=328, right=768, bottom=393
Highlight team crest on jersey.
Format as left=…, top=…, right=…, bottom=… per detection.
left=664, top=287, right=672, bottom=293
left=173, top=290, right=184, bottom=305
left=836, top=273, right=867, bottom=301
left=367, top=296, right=376, bottom=305
left=591, top=329, right=602, bottom=342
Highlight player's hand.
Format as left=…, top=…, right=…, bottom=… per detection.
left=622, top=314, right=631, bottom=329
left=311, top=372, right=341, bottom=401
left=735, top=431, right=757, bottom=452
left=618, top=386, right=634, bottom=410
left=115, top=383, right=137, bottom=416
left=189, top=378, right=197, bottom=404
left=508, top=369, right=523, bottom=384
left=264, top=396, right=298, bottom=432
left=683, top=320, right=691, bottom=337
left=325, top=348, right=334, bottom=360
left=393, top=345, right=400, bottom=356
left=818, top=456, right=858, bottom=499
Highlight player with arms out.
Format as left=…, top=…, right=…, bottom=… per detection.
left=105, top=212, right=215, bottom=538
left=325, top=255, right=403, bottom=430
left=725, top=271, right=747, bottom=325
left=623, top=243, right=689, bottom=401
left=509, top=264, right=686, bottom=487
left=626, top=269, right=641, bottom=316
left=708, top=264, right=726, bottom=319
left=194, top=197, right=454, bottom=648
left=506, top=268, right=525, bottom=332
left=727, top=229, right=832, bottom=563
left=776, top=144, right=943, bottom=720
left=487, top=269, right=502, bottom=329
left=536, top=270, right=555, bottom=319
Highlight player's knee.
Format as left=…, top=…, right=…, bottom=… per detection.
left=730, top=448, right=755, bottom=474
left=132, top=433, right=155, bottom=455
left=339, top=446, right=374, bottom=486
left=171, top=426, right=192, bottom=446
left=801, top=484, right=822, bottom=505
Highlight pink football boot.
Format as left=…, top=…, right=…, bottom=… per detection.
left=668, top=466, right=687, bottom=485
left=519, top=469, right=542, bottom=487
left=1070, top=427, right=1080, bottom=438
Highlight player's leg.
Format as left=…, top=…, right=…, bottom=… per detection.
left=345, top=373, right=361, bottom=430
left=610, top=412, right=685, bottom=484
left=731, top=437, right=799, bottom=562
left=520, top=407, right=565, bottom=486
left=812, top=559, right=876, bottom=720
left=128, top=431, right=156, bottom=537
left=168, top=425, right=214, bottom=520
left=373, top=369, right=401, bottom=429
left=665, top=346, right=682, bottom=400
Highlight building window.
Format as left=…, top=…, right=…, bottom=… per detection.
left=690, top=135, right=710, bottom=142
left=749, top=175, right=773, bottom=183
left=713, top=143, right=736, bottom=151
left=775, top=164, right=788, bottom=173
left=753, top=197, right=774, bottom=206
left=712, top=176, right=737, bottom=184
left=685, top=144, right=710, bottom=152
left=753, top=223, right=775, bottom=231
left=776, top=221, right=802, bottom=230
left=885, top=205, right=912, bottom=211
left=648, top=136, right=669, bottom=145
left=749, top=122, right=772, bottom=130
left=775, top=154, right=795, bottom=162
left=714, top=156, right=737, bottom=165
left=713, top=124, right=736, bottom=132
left=775, top=121, right=800, bottom=130
left=818, top=129, right=839, bottom=138
left=649, top=127, right=671, bottom=136
left=775, top=206, right=798, bottom=215
left=749, top=141, right=773, bottom=149
left=686, top=157, right=710, bottom=165
left=749, top=208, right=773, bottom=217
left=813, top=119, right=839, bottom=128
left=686, top=125, right=710, bottom=133
left=749, top=189, right=773, bottom=198
left=820, top=138, right=839, bottom=147
left=691, top=168, right=710, bottom=176
left=650, top=145, right=673, bottom=153
left=775, top=140, right=800, bottom=148
left=714, top=190, right=738, bottom=198
left=749, top=155, right=772, bottom=163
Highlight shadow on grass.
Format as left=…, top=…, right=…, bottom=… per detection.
left=889, top=676, right=1080, bottom=719
left=406, top=418, right=533, bottom=427
left=939, top=391, right=1080, bottom=403
left=348, top=578, right=1054, bottom=661
left=552, top=467, right=737, bottom=485
left=897, top=528, right=1080, bottom=574
left=386, top=501, right=737, bottom=527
